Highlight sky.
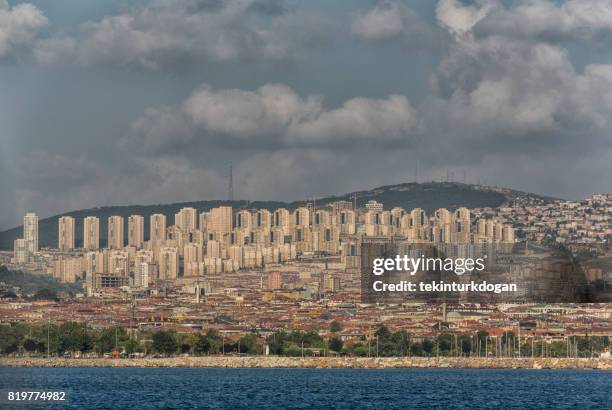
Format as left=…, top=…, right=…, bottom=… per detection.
left=1, top=0, right=612, bottom=229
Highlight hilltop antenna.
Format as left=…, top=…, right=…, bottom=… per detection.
left=228, top=165, right=234, bottom=201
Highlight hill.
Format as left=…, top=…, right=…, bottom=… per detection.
left=0, top=182, right=556, bottom=250
left=0, top=266, right=83, bottom=295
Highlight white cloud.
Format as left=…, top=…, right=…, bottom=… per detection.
left=183, top=84, right=322, bottom=140
left=6, top=0, right=612, bottom=228
left=436, top=0, right=496, bottom=38
left=54, top=0, right=333, bottom=69
left=0, top=0, right=47, bottom=59
left=32, top=36, right=75, bottom=65
left=430, top=0, right=612, bottom=145
left=473, top=0, right=612, bottom=43
left=437, top=0, right=612, bottom=44
left=287, top=95, right=418, bottom=144
left=351, top=0, right=436, bottom=46
left=431, top=39, right=570, bottom=135
left=131, top=83, right=419, bottom=149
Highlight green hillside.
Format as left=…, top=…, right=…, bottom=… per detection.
left=0, top=182, right=555, bottom=250
left=0, top=266, right=83, bottom=295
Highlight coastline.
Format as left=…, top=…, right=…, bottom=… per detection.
left=2, top=357, right=611, bottom=370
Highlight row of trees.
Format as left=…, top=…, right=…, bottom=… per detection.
left=1, top=322, right=609, bottom=358
left=0, top=322, right=134, bottom=355
left=340, top=327, right=610, bottom=358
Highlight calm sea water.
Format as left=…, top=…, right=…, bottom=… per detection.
left=0, top=368, right=610, bottom=409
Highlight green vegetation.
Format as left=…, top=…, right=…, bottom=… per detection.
left=94, top=327, right=130, bottom=354
left=0, top=323, right=138, bottom=356
left=266, top=330, right=326, bottom=356
left=0, top=266, right=82, bottom=296
left=328, top=337, right=343, bottom=352
left=1, top=323, right=608, bottom=358
left=329, top=320, right=343, bottom=333
left=152, top=330, right=178, bottom=355
left=32, top=288, right=59, bottom=301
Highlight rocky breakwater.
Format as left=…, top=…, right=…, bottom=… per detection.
left=1, top=357, right=611, bottom=370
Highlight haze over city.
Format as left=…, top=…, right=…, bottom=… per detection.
left=2, top=0, right=612, bottom=230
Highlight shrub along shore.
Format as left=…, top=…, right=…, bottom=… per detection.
left=2, top=356, right=611, bottom=369
left=2, top=322, right=610, bottom=359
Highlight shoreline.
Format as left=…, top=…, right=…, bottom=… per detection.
left=2, top=357, right=611, bottom=370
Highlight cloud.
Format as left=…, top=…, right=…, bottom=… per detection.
left=183, top=84, right=322, bottom=140
left=128, top=83, right=419, bottom=150
left=436, top=0, right=496, bottom=38
left=235, top=149, right=350, bottom=200
left=3, top=152, right=227, bottom=227
left=0, top=0, right=47, bottom=59
left=351, top=0, right=436, bottom=47
left=429, top=0, right=612, bottom=150
left=4, top=0, right=612, bottom=230
left=437, top=0, right=612, bottom=44
left=129, top=107, right=195, bottom=153
left=286, top=95, right=418, bottom=144
left=31, top=36, right=75, bottom=65
left=474, top=0, right=612, bottom=43
left=38, top=0, right=333, bottom=69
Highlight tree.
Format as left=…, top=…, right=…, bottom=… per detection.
left=282, top=344, right=302, bottom=357
left=94, top=327, right=128, bottom=354
left=437, top=333, right=453, bottom=354
left=23, top=339, right=38, bottom=352
left=237, top=333, right=260, bottom=354
left=391, top=330, right=410, bottom=356
left=183, top=334, right=201, bottom=354
left=374, top=325, right=391, bottom=339
left=296, top=330, right=324, bottom=348
left=193, top=334, right=211, bottom=355
left=457, top=334, right=472, bottom=356
left=476, top=330, right=489, bottom=356
left=152, top=331, right=178, bottom=355
left=0, top=324, right=19, bottom=354
left=266, top=331, right=287, bottom=355
left=1, top=290, right=17, bottom=299
left=328, top=337, right=343, bottom=352
left=32, top=288, right=58, bottom=301
left=124, top=338, right=141, bottom=354
left=58, top=322, right=92, bottom=353
left=329, top=320, right=343, bottom=333
left=410, top=342, right=424, bottom=356
left=205, top=329, right=222, bottom=354
left=348, top=343, right=369, bottom=357
left=422, top=339, right=434, bottom=355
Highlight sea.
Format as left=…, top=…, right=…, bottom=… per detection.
left=0, top=368, right=610, bottom=409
